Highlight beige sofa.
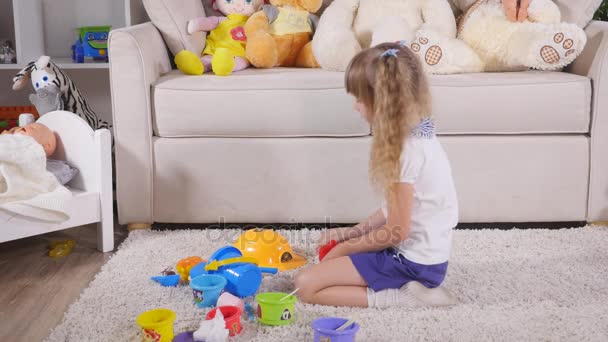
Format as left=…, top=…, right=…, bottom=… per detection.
left=108, top=1, right=608, bottom=226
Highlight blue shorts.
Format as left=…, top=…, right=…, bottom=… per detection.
left=350, top=249, right=448, bottom=292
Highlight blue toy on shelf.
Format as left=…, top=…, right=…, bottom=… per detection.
left=71, top=26, right=111, bottom=63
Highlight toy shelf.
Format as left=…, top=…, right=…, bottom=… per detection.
left=0, top=0, right=148, bottom=126
left=7, top=0, right=148, bottom=68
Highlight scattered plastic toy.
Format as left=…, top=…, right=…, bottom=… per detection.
left=319, top=240, right=338, bottom=261
left=233, top=229, right=308, bottom=271
left=193, top=308, right=229, bottom=342
left=48, top=239, right=76, bottom=258
left=136, top=308, right=176, bottom=342
left=196, top=246, right=278, bottom=298
left=206, top=306, right=243, bottom=337
left=176, top=256, right=205, bottom=282
left=151, top=274, right=181, bottom=287
left=244, top=301, right=256, bottom=322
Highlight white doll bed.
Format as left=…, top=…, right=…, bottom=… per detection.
left=0, top=111, right=114, bottom=252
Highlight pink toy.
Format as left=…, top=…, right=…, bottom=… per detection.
left=217, top=292, right=245, bottom=313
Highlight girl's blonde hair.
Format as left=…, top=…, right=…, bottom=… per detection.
left=345, top=43, right=432, bottom=199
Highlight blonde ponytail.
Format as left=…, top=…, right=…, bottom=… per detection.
left=345, top=43, right=431, bottom=198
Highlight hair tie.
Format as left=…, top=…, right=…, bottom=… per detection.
left=381, top=49, right=399, bottom=58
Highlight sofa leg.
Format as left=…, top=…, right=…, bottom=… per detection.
left=127, top=223, right=152, bottom=231
left=589, top=221, right=608, bottom=227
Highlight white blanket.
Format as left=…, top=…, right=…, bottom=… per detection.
left=0, top=134, right=71, bottom=222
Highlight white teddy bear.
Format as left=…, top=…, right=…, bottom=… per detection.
left=312, top=0, right=485, bottom=74
left=453, top=0, right=587, bottom=71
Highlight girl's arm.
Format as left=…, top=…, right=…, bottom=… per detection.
left=317, top=209, right=386, bottom=246
left=324, top=183, right=413, bottom=260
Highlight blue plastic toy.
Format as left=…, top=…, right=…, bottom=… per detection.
left=189, top=274, right=227, bottom=308
left=151, top=274, right=180, bottom=287
left=71, top=26, right=111, bottom=63
left=190, top=246, right=278, bottom=298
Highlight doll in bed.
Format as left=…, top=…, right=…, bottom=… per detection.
left=2, top=122, right=56, bottom=156
left=2, top=122, right=78, bottom=186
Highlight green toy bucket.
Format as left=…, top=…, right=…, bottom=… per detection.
left=255, top=292, right=297, bottom=326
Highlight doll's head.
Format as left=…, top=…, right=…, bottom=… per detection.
left=212, top=0, right=265, bottom=16
left=269, top=0, right=322, bottom=12
left=1, top=122, right=57, bottom=157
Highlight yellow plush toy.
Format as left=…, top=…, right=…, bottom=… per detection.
left=175, top=0, right=265, bottom=76
left=244, top=0, right=322, bottom=68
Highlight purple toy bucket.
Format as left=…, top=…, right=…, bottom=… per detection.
left=312, top=317, right=360, bottom=342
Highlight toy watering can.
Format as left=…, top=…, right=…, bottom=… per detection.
left=190, top=247, right=277, bottom=298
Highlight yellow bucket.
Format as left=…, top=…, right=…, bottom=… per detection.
left=136, top=308, right=176, bottom=342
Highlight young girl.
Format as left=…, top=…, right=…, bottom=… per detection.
left=295, top=43, right=459, bottom=308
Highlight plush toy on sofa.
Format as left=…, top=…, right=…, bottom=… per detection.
left=175, top=0, right=265, bottom=76
left=244, top=0, right=323, bottom=68
left=312, top=0, right=484, bottom=74
left=453, top=0, right=587, bottom=71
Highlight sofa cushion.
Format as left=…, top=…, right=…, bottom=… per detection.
left=152, top=69, right=371, bottom=138
left=152, top=69, right=590, bottom=137
left=554, top=0, right=603, bottom=27
left=142, top=0, right=206, bottom=57
left=431, top=71, right=591, bottom=135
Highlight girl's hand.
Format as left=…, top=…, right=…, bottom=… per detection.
left=321, top=243, right=351, bottom=262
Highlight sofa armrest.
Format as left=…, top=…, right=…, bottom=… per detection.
left=109, top=22, right=172, bottom=225
left=568, top=21, right=608, bottom=221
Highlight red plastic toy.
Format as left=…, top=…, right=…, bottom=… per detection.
left=319, top=240, right=338, bottom=261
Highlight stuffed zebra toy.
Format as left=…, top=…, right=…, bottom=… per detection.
left=12, top=56, right=111, bottom=131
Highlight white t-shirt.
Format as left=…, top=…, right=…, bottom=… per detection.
left=381, top=135, right=458, bottom=265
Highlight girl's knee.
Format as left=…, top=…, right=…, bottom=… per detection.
left=295, top=269, right=315, bottom=302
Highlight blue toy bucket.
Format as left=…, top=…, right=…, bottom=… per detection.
left=312, top=317, right=360, bottom=342
left=189, top=274, right=226, bottom=308
left=221, top=263, right=262, bottom=298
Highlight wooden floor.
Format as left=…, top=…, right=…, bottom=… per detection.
left=0, top=224, right=127, bottom=342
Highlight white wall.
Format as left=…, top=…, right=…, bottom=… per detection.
left=0, top=0, right=16, bottom=45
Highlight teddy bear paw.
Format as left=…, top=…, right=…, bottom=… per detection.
left=410, top=36, right=443, bottom=67
left=539, top=33, right=576, bottom=64
left=532, top=28, right=586, bottom=70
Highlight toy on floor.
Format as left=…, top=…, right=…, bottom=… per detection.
left=190, top=274, right=227, bottom=308
left=233, top=229, right=307, bottom=271
left=318, top=239, right=338, bottom=261
left=217, top=292, right=245, bottom=314
left=136, top=308, right=176, bottom=342
left=206, top=306, right=243, bottom=336
left=48, top=239, right=76, bottom=258
left=194, top=308, right=230, bottom=342
left=190, top=246, right=278, bottom=298
left=311, top=317, right=360, bottom=342
left=71, top=26, right=111, bottom=63
left=244, top=301, right=256, bottom=322
left=175, top=0, right=265, bottom=76
left=255, top=292, right=297, bottom=326
left=151, top=267, right=181, bottom=287
left=176, top=256, right=205, bottom=282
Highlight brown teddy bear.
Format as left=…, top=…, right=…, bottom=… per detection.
left=244, top=0, right=322, bottom=68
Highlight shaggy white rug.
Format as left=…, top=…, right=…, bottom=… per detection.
left=47, top=227, right=608, bottom=342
